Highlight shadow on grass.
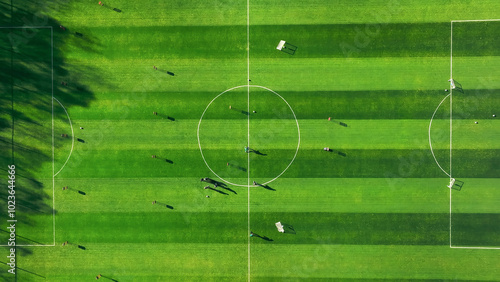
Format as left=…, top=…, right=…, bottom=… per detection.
left=0, top=0, right=102, bottom=258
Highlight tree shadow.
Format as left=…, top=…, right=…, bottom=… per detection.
left=0, top=1, right=101, bottom=256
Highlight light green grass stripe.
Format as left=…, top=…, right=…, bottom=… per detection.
left=60, top=56, right=500, bottom=93
left=48, top=1, right=500, bottom=26
left=54, top=177, right=450, bottom=214
left=250, top=0, right=500, bottom=25
left=8, top=243, right=247, bottom=281
left=53, top=119, right=500, bottom=151
left=48, top=0, right=247, bottom=27
left=251, top=244, right=500, bottom=280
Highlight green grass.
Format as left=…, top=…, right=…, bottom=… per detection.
left=1, top=0, right=500, bottom=281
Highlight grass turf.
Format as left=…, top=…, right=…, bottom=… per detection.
left=0, top=0, right=499, bottom=281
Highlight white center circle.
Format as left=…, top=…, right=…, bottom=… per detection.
left=197, top=85, right=300, bottom=187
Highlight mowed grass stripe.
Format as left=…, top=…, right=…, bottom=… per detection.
left=54, top=177, right=451, bottom=214
left=55, top=119, right=497, bottom=152
left=61, top=22, right=500, bottom=60
left=62, top=89, right=500, bottom=121
left=250, top=0, right=500, bottom=25
left=8, top=243, right=248, bottom=281
left=57, top=211, right=450, bottom=245
left=250, top=244, right=500, bottom=280
left=54, top=147, right=500, bottom=179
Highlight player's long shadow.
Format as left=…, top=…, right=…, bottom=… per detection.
left=220, top=186, right=237, bottom=194
left=64, top=187, right=86, bottom=195
left=229, top=107, right=249, bottom=116
left=261, top=184, right=275, bottom=191
left=208, top=187, right=229, bottom=195
left=251, top=149, right=267, bottom=156
left=252, top=233, right=273, bottom=241
left=228, top=163, right=247, bottom=172
left=154, top=201, right=174, bottom=209
left=329, top=119, right=348, bottom=127
left=154, top=156, right=174, bottom=164
left=326, top=149, right=347, bottom=157
left=100, top=274, right=119, bottom=282
left=157, top=114, right=175, bottom=121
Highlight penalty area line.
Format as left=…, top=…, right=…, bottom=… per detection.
left=451, top=246, right=500, bottom=250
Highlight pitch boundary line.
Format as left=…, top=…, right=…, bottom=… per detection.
left=53, top=97, right=75, bottom=177
left=449, top=21, right=453, bottom=248
left=450, top=246, right=500, bottom=250
left=451, top=19, right=500, bottom=23
left=449, top=19, right=500, bottom=250
left=247, top=0, right=251, bottom=279
left=51, top=26, right=55, bottom=246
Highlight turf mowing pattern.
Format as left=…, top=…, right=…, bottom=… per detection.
left=1, top=1, right=500, bottom=281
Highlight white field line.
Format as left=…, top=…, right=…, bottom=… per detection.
left=448, top=20, right=500, bottom=250
left=449, top=21, right=453, bottom=248
left=247, top=0, right=251, bottom=280
left=53, top=97, right=75, bottom=177
left=0, top=27, right=56, bottom=247
left=451, top=19, right=500, bottom=22
left=51, top=26, right=55, bottom=246
left=451, top=246, right=500, bottom=250
left=428, top=93, right=451, bottom=178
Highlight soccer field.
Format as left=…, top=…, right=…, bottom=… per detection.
left=1, top=0, right=500, bottom=281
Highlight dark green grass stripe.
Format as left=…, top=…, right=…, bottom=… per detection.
left=67, top=22, right=500, bottom=60
left=60, top=149, right=500, bottom=179
left=251, top=22, right=450, bottom=58
left=80, top=25, right=247, bottom=59
left=58, top=212, right=453, bottom=245
left=254, top=278, right=498, bottom=282
left=70, top=90, right=500, bottom=120
left=452, top=21, right=500, bottom=57
left=288, top=149, right=500, bottom=179
left=451, top=213, right=500, bottom=247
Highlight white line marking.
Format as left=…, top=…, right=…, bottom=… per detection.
left=451, top=246, right=500, bottom=250
left=451, top=19, right=500, bottom=22
left=53, top=97, right=75, bottom=177
left=51, top=26, right=55, bottom=246
left=448, top=19, right=500, bottom=250
left=247, top=0, right=251, bottom=279
left=197, top=85, right=300, bottom=187
left=428, top=93, right=451, bottom=178
left=449, top=21, right=453, bottom=248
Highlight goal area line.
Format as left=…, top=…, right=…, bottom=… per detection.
left=0, top=26, right=55, bottom=247
left=449, top=19, right=500, bottom=250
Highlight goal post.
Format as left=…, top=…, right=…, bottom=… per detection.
left=276, top=40, right=298, bottom=55
left=275, top=222, right=285, bottom=233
